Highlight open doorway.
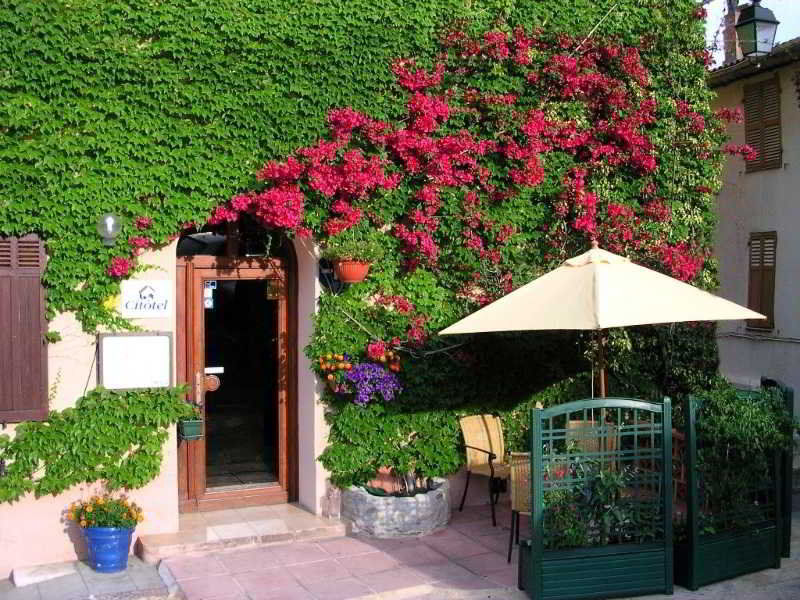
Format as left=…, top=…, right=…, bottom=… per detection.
left=176, top=219, right=296, bottom=511
left=204, top=279, right=279, bottom=489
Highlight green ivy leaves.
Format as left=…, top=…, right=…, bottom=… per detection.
left=0, top=387, right=191, bottom=503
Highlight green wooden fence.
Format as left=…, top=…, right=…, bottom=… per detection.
left=760, top=378, right=795, bottom=559
left=520, top=398, right=673, bottom=600
left=674, top=394, right=784, bottom=590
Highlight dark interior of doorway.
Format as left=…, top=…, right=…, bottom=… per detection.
left=204, top=279, right=279, bottom=489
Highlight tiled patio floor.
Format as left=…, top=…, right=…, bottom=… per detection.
left=162, top=502, right=522, bottom=600
left=163, top=497, right=800, bottom=600
left=4, top=496, right=799, bottom=599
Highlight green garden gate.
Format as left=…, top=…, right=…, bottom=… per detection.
left=520, top=398, right=673, bottom=599
left=759, top=377, right=794, bottom=559
left=674, top=393, right=785, bottom=590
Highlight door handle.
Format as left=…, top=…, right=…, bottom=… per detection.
left=194, top=371, right=203, bottom=406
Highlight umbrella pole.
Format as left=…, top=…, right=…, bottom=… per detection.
left=594, top=329, right=607, bottom=398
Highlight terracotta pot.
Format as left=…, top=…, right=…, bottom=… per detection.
left=333, top=260, right=371, bottom=283
left=367, top=466, right=402, bottom=494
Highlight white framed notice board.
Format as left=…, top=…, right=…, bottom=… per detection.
left=97, top=332, right=173, bottom=390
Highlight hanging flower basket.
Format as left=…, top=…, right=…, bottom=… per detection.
left=333, top=260, right=371, bottom=283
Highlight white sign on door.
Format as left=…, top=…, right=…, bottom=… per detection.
left=119, top=280, right=172, bottom=318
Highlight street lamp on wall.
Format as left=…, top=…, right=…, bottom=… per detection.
left=736, top=0, right=779, bottom=58
left=96, top=213, right=123, bottom=246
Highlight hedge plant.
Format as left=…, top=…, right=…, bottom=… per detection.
left=1, top=1, right=743, bottom=488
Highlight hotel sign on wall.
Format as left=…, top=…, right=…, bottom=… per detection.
left=119, top=280, right=172, bottom=318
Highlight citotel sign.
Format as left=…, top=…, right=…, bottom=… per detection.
left=119, top=280, right=172, bottom=318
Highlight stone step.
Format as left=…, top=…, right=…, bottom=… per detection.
left=136, top=503, right=348, bottom=563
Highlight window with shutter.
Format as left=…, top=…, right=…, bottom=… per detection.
left=743, top=75, right=782, bottom=173
left=747, top=231, right=777, bottom=330
left=0, top=235, right=48, bottom=422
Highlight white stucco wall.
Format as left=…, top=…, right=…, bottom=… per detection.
left=0, top=243, right=180, bottom=579
left=293, top=238, right=330, bottom=515
left=713, top=64, right=800, bottom=414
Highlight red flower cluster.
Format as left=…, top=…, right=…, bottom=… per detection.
left=483, top=31, right=510, bottom=60
left=107, top=256, right=133, bottom=278
left=366, top=340, right=388, bottom=361
left=210, top=186, right=309, bottom=236
left=128, top=236, right=151, bottom=255
left=391, top=59, right=444, bottom=92
left=375, top=294, right=415, bottom=314
left=176, top=24, right=723, bottom=317
left=715, top=106, right=744, bottom=124
left=659, top=243, right=704, bottom=282
left=676, top=100, right=706, bottom=134
left=561, top=168, right=597, bottom=235
left=406, top=315, right=429, bottom=346
left=134, top=216, right=152, bottom=230
left=723, top=143, right=758, bottom=162
left=642, top=200, right=671, bottom=222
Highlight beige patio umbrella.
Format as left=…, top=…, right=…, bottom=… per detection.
left=440, top=242, right=765, bottom=396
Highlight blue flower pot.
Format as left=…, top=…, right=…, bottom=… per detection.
left=83, top=527, right=134, bottom=573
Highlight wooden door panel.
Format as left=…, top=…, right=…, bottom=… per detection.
left=178, top=256, right=291, bottom=512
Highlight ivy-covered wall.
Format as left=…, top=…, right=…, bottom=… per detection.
left=2, top=0, right=536, bottom=330
left=1, top=1, right=732, bottom=488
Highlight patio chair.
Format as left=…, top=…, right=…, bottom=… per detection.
left=458, top=414, right=510, bottom=526
left=507, top=452, right=531, bottom=562
left=566, top=419, right=619, bottom=452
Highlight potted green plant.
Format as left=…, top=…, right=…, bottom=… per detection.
left=178, top=405, right=204, bottom=440
left=67, top=494, right=143, bottom=573
left=321, top=228, right=386, bottom=284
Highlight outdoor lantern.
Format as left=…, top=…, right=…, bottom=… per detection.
left=96, top=213, right=122, bottom=246
left=736, top=0, right=779, bottom=58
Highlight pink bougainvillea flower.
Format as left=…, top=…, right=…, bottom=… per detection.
left=134, top=216, right=152, bottom=230
left=107, top=256, right=133, bottom=278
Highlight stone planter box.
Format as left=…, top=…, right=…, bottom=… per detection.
left=341, top=478, right=450, bottom=538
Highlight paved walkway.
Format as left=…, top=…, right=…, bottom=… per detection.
left=0, top=556, right=166, bottom=599
left=3, top=497, right=799, bottom=599
left=160, top=498, right=800, bottom=600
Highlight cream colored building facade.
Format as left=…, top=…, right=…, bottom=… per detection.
left=0, top=239, right=331, bottom=578
left=711, top=38, right=800, bottom=412
left=0, top=235, right=485, bottom=579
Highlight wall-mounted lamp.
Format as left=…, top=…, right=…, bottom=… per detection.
left=96, top=213, right=123, bottom=246
left=736, top=0, right=779, bottom=58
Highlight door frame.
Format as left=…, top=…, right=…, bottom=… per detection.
left=176, top=254, right=298, bottom=512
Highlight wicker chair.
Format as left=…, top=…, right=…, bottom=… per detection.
left=458, top=414, right=510, bottom=526
left=507, top=452, right=531, bottom=562
left=566, top=419, right=619, bottom=453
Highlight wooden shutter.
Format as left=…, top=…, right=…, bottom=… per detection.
left=744, top=75, right=782, bottom=173
left=0, top=235, right=48, bottom=422
left=747, top=231, right=776, bottom=330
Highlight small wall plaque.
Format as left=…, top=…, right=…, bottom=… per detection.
left=97, top=332, right=173, bottom=390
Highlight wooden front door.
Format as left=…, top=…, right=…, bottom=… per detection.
left=177, top=256, right=295, bottom=512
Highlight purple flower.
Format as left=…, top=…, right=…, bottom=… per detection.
left=344, top=363, right=402, bottom=406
